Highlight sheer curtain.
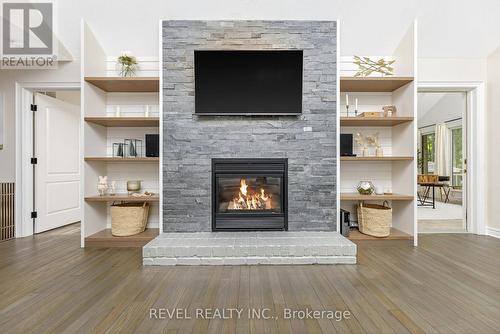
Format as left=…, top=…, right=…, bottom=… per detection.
left=435, top=122, right=451, bottom=177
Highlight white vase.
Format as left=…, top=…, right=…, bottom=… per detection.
left=376, top=146, right=384, bottom=157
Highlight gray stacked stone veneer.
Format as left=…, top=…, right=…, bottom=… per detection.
left=163, top=20, right=337, bottom=232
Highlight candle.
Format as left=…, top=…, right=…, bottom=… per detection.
left=345, top=94, right=349, bottom=106
left=355, top=98, right=358, bottom=111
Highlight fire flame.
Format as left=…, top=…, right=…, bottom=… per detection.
left=229, top=177, right=272, bottom=210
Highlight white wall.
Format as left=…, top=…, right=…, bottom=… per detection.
left=0, top=92, right=4, bottom=151
left=54, top=0, right=500, bottom=58
left=487, top=46, right=500, bottom=232
left=419, top=58, right=487, bottom=82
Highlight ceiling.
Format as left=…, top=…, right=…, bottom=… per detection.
left=418, top=93, right=446, bottom=120
left=418, top=92, right=465, bottom=127
left=57, top=0, right=500, bottom=59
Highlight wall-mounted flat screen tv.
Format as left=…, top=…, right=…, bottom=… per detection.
left=194, top=50, right=303, bottom=115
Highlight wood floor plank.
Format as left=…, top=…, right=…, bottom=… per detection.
left=1, top=224, right=500, bottom=333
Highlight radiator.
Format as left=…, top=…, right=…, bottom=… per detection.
left=0, top=183, right=15, bottom=241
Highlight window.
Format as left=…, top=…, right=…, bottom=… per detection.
left=421, top=133, right=435, bottom=174
left=451, top=127, right=463, bottom=188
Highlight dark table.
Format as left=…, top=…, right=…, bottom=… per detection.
left=417, top=182, right=450, bottom=209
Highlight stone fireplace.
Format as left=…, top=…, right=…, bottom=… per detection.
left=162, top=20, right=337, bottom=232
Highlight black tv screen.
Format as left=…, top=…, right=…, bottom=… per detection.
left=194, top=50, right=303, bottom=115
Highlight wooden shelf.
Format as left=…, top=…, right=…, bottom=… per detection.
left=340, top=156, right=413, bottom=161
left=84, top=77, right=159, bottom=92
left=340, top=116, right=413, bottom=126
left=340, top=193, right=414, bottom=201
left=348, top=228, right=412, bottom=241
left=85, top=157, right=159, bottom=163
left=85, top=228, right=159, bottom=248
left=85, top=117, right=159, bottom=127
left=340, top=77, right=413, bottom=92
left=85, top=195, right=159, bottom=202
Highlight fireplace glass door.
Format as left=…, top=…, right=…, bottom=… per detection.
left=212, top=159, right=287, bottom=231
left=217, top=175, right=283, bottom=214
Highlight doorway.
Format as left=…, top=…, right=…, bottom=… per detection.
left=15, top=84, right=81, bottom=237
left=417, top=92, right=467, bottom=233
left=32, top=91, right=81, bottom=233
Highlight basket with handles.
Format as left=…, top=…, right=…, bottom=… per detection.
left=357, top=201, right=392, bottom=237
left=111, top=202, right=150, bottom=236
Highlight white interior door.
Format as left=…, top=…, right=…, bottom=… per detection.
left=35, top=93, right=81, bottom=233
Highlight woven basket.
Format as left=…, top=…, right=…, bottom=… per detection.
left=357, top=201, right=392, bottom=237
left=111, top=202, right=150, bottom=236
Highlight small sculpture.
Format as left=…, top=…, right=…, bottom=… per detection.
left=383, top=105, right=397, bottom=117
left=355, top=132, right=369, bottom=157
left=365, top=132, right=383, bottom=157
left=357, top=181, right=375, bottom=195
left=97, top=176, right=108, bottom=196
left=353, top=56, right=395, bottom=77
left=108, top=181, right=116, bottom=196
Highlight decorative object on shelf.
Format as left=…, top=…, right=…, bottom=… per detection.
left=382, top=105, right=397, bottom=117
left=345, top=93, right=350, bottom=117
left=112, top=142, right=127, bottom=157
left=365, top=132, right=382, bottom=156
left=115, top=105, right=121, bottom=117
left=353, top=55, right=395, bottom=77
left=144, top=105, right=150, bottom=117
left=359, top=112, right=383, bottom=118
left=111, top=202, right=150, bottom=236
left=145, top=134, right=159, bottom=157
left=357, top=201, right=392, bottom=237
left=375, top=186, right=384, bottom=195
left=355, top=98, right=358, bottom=117
left=357, top=181, right=375, bottom=195
left=108, top=181, right=116, bottom=196
left=117, top=51, right=138, bottom=77
left=340, top=134, right=355, bottom=156
left=127, top=180, right=142, bottom=195
left=124, top=138, right=143, bottom=157
left=97, top=176, right=108, bottom=196
left=354, top=132, right=368, bottom=157
left=384, top=187, right=393, bottom=195
left=131, top=191, right=155, bottom=197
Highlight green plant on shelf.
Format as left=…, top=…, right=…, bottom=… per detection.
left=117, top=52, right=138, bottom=77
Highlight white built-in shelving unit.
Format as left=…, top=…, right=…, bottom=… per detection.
left=338, top=21, right=418, bottom=245
left=80, top=21, right=160, bottom=247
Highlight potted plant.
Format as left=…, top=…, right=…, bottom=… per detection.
left=117, top=51, right=138, bottom=77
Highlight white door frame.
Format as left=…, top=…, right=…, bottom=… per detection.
left=15, top=81, right=80, bottom=237
left=418, top=81, right=486, bottom=235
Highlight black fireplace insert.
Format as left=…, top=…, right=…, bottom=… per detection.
left=212, top=158, right=288, bottom=231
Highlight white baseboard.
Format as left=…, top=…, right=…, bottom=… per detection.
left=486, top=227, right=500, bottom=239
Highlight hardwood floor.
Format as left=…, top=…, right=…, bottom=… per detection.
left=1, top=224, right=500, bottom=333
